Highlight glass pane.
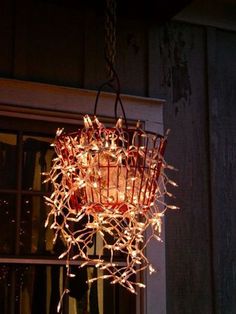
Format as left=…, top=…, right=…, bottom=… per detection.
left=0, top=264, right=12, bottom=313
left=22, top=136, right=54, bottom=192
left=0, top=194, right=16, bottom=254
left=67, top=268, right=136, bottom=314
left=0, top=265, right=136, bottom=314
left=0, top=133, right=17, bottom=189
left=20, top=196, right=53, bottom=255
left=19, top=196, right=110, bottom=258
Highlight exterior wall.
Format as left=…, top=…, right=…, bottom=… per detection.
left=156, top=23, right=214, bottom=314
left=0, top=1, right=236, bottom=313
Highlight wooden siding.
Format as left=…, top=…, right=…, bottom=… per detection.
left=0, top=0, right=14, bottom=76
left=207, top=27, right=236, bottom=314
left=0, top=1, right=236, bottom=313
left=157, top=22, right=214, bottom=314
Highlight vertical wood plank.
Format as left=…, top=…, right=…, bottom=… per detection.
left=158, top=22, right=213, bottom=314
left=116, top=18, right=148, bottom=96
left=14, top=0, right=84, bottom=87
left=147, top=24, right=166, bottom=314
left=0, top=0, right=14, bottom=76
left=148, top=24, right=166, bottom=100
left=83, top=9, right=106, bottom=90
left=83, top=12, right=148, bottom=97
left=207, top=26, right=236, bottom=314
left=13, top=0, right=31, bottom=78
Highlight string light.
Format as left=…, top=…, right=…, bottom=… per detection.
left=44, top=115, right=177, bottom=297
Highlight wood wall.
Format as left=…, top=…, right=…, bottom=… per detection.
left=0, top=1, right=236, bottom=313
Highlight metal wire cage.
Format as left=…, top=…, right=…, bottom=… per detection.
left=54, top=116, right=166, bottom=213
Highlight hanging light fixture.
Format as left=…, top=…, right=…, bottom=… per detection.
left=44, top=0, right=177, bottom=306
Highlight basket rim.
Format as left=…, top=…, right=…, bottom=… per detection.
left=56, top=127, right=165, bottom=140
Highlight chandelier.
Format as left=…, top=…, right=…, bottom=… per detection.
left=43, top=0, right=177, bottom=309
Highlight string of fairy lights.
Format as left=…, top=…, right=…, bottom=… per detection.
left=44, top=115, right=178, bottom=303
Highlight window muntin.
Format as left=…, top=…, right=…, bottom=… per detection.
left=0, top=194, right=16, bottom=254
left=0, top=133, right=17, bottom=189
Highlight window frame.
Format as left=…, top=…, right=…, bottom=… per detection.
left=0, top=78, right=166, bottom=314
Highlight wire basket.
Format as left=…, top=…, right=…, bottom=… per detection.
left=44, top=115, right=174, bottom=295
left=53, top=116, right=166, bottom=213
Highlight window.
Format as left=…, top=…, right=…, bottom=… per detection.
left=0, top=78, right=166, bottom=314
left=0, top=116, right=136, bottom=314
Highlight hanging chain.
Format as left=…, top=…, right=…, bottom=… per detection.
left=105, top=0, right=117, bottom=80
left=95, top=0, right=127, bottom=127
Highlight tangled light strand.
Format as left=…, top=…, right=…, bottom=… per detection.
left=44, top=115, right=177, bottom=296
